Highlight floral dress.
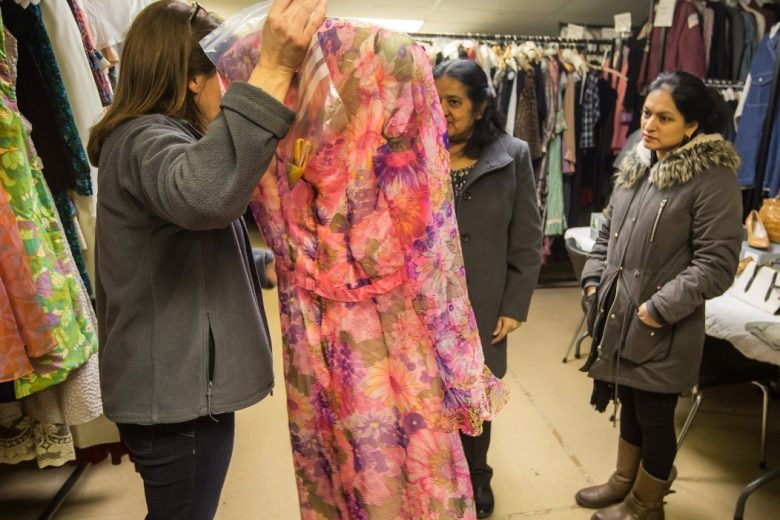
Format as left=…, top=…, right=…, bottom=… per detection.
left=0, top=17, right=97, bottom=398
left=219, top=19, right=508, bottom=519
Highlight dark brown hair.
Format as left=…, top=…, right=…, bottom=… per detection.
left=433, top=59, right=506, bottom=159
left=648, top=71, right=730, bottom=136
left=87, top=1, right=221, bottom=165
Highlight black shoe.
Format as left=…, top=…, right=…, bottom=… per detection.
left=474, top=485, right=494, bottom=519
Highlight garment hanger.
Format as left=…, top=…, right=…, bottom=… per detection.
left=590, top=63, right=628, bottom=81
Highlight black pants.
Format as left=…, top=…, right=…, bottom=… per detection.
left=618, top=386, right=678, bottom=481
left=118, top=413, right=235, bottom=520
left=459, top=420, right=493, bottom=488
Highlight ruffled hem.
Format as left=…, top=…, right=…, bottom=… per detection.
left=440, top=366, right=509, bottom=436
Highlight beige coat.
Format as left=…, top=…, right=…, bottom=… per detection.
left=582, top=135, right=742, bottom=394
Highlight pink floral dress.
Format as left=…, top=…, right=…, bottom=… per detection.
left=219, top=19, right=508, bottom=519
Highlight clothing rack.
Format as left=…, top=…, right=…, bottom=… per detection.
left=37, top=464, right=88, bottom=520
left=410, top=31, right=614, bottom=47
left=704, top=79, right=746, bottom=89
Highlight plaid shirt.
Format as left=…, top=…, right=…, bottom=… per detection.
left=579, top=72, right=600, bottom=149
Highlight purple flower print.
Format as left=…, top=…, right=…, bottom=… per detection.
left=404, top=412, right=427, bottom=434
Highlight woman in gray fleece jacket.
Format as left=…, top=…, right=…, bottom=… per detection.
left=86, top=1, right=326, bottom=518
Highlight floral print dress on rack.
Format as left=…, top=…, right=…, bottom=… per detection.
left=0, top=18, right=97, bottom=398
left=218, top=19, right=508, bottom=519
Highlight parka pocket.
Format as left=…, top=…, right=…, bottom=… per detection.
left=620, top=312, right=673, bottom=365
left=649, top=199, right=668, bottom=243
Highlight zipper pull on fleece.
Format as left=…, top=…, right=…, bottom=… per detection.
left=207, top=381, right=218, bottom=422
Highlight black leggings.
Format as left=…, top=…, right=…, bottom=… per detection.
left=618, top=386, right=679, bottom=481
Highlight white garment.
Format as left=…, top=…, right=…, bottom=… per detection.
left=706, top=293, right=780, bottom=367
left=21, top=354, right=103, bottom=426
left=81, top=0, right=153, bottom=49
left=41, top=0, right=104, bottom=289
left=0, top=403, right=76, bottom=469
left=504, top=71, right=518, bottom=135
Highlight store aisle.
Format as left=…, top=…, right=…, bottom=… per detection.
left=1, top=287, right=778, bottom=519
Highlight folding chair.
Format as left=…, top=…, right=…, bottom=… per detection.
left=677, top=336, right=778, bottom=469
left=562, top=237, right=590, bottom=363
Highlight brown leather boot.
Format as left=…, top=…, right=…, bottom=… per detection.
left=590, top=464, right=676, bottom=520
left=575, top=438, right=641, bottom=509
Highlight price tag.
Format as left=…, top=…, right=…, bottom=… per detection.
left=614, top=12, right=632, bottom=34
left=654, top=0, right=676, bottom=28
left=566, top=23, right=585, bottom=39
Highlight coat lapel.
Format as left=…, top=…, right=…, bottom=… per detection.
left=461, top=138, right=513, bottom=193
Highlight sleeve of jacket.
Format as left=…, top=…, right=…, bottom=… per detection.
left=498, top=138, right=543, bottom=322
left=581, top=200, right=613, bottom=286
left=649, top=168, right=742, bottom=324
left=130, top=82, right=295, bottom=231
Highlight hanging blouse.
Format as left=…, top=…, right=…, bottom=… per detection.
left=0, top=16, right=97, bottom=399
left=2, top=2, right=92, bottom=197
left=3, top=9, right=93, bottom=293
left=451, top=165, right=474, bottom=199
left=514, top=67, right=543, bottom=160
left=81, top=0, right=152, bottom=50
left=0, top=187, right=56, bottom=382
left=66, top=0, right=113, bottom=106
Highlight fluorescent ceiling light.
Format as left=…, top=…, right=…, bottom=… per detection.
left=349, top=17, right=424, bottom=33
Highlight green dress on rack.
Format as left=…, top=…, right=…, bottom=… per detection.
left=0, top=16, right=97, bottom=398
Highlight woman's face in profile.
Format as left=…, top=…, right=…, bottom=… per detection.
left=435, top=76, right=481, bottom=145
left=190, top=71, right=227, bottom=129
left=640, top=88, right=698, bottom=156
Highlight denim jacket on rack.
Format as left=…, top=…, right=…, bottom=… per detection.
left=735, top=30, right=780, bottom=195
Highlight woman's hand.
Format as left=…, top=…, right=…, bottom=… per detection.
left=248, top=0, right=327, bottom=100
left=584, top=286, right=597, bottom=297
left=637, top=303, right=663, bottom=328
left=492, top=316, right=521, bottom=344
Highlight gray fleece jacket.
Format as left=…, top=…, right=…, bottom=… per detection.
left=95, top=82, right=294, bottom=424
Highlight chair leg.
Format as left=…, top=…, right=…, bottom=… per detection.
left=677, top=387, right=703, bottom=449
left=733, top=468, right=780, bottom=520
left=573, top=331, right=589, bottom=359
left=750, top=381, right=770, bottom=469
left=562, top=314, right=586, bottom=363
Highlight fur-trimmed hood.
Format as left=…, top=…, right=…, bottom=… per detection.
left=616, top=134, right=740, bottom=190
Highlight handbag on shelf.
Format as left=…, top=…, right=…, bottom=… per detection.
left=729, top=260, right=780, bottom=314
left=758, top=197, right=780, bottom=244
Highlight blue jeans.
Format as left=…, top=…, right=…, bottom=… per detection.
left=118, top=413, right=235, bottom=520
